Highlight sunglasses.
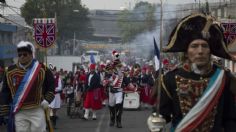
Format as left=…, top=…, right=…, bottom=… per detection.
left=18, top=53, right=28, bottom=57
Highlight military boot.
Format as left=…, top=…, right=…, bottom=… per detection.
left=115, top=104, right=123, bottom=128
left=109, top=106, right=116, bottom=126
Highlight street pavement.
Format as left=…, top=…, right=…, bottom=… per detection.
left=55, top=104, right=152, bottom=132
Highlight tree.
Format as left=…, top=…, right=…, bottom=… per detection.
left=117, top=2, right=156, bottom=43
left=0, top=0, right=5, bottom=4
left=21, top=0, right=93, bottom=55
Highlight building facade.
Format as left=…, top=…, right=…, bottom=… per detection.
left=0, top=23, right=17, bottom=67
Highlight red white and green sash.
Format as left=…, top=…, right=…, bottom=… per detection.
left=175, top=68, right=226, bottom=132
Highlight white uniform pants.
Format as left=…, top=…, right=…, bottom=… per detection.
left=15, top=107, right=46, bottom=132
left=108, top=91, right=123, bottom=106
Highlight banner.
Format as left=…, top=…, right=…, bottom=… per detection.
left=33, top=18, right=56, bottom=48
left=221, top=22, right=236, bottom=45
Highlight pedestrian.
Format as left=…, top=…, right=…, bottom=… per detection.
left=49, top=66, right=62, bottom=128
left=159, top=13, right=236, bottom=131
left=83, top=63, right=102, bottom=120
left=98, top=63, right=107, bottom=105
left=0, top=41, right=55, bottom=132
left=75, top=68, right=86, bottom=107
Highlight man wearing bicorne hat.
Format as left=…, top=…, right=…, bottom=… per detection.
left=83, top=63, right=102, bottom=120
left=155, top=13, right=236, bottom=132
left=0, top=41, right=55, bottom=132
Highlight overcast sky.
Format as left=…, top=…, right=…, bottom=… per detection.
left=3, top=0, right=225, bottom=14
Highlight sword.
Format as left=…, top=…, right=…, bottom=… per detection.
left=44, top=108, right=54, bottom=132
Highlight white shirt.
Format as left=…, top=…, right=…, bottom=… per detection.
left=88, top=73, right=94, bottom=86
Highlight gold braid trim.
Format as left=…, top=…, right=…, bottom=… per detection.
left=163, top=13, right=206, bottom=52
left=0, top=105, right=10, bottom=116
left=201, top=15, right=213, bottom=39
left=44, top=92, right=55, bottom=103
left=161, top=75, right=173, bottom=100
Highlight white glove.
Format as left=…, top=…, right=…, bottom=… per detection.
left=41, top=99, right=49, bottom=109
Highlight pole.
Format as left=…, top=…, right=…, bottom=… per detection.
left=156, top=0, right=163, bottom=116
left=147, top=1, right=166, bottom=131
left=73, top=32, right=76, bottom=55
left=199, top=0, right=201, bottom=11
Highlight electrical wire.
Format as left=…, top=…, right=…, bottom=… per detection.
left=0, top=13, right=28, bottom=28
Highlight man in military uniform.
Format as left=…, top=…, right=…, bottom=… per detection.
left=159, top=13, right=236, bottom=132
left=0, top=41, right=55, bottom=132
left=103, top=51, right=126, bottom=128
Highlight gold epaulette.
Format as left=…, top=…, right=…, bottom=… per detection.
left=213, top=61, right=230, bottom=72
left=44, top=91, right=55, bottom=103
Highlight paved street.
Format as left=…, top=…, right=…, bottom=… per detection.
left=55, top=105, right=152, bottom=132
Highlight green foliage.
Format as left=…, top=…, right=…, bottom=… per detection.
left=117, top=2, right=156, bottom=43
left=20, top=0, right=93, bottom=40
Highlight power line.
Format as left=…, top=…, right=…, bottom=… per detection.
left=0, top=14, right=27, bottom=28
left=7, top=5, right=21, bottom=16
left=0, top=3, right=20, bottom=9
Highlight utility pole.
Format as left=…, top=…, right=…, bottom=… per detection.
left=73, top=32, right=76, bottom=55
left=199, top=0, right=201, bottom=11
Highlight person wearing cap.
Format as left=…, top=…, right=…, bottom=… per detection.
left=48, top=66, right=62, bottom=129
left=104, top=52, right=126, bottom=128
left=158, top=13, right=236, bottom=131
left=0, top=41, right=55, bottom=132
left=83, top=63, right=102, bottom=120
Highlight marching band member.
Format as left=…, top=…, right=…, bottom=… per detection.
left=104, top=51, right=125, bottom=128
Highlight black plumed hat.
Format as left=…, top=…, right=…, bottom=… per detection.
left=164, top=13, right=232, bottom=60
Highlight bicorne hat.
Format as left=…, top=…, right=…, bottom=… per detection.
left=164, top=13, right=233, bottom=60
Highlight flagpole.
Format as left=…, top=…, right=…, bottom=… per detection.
left=156, top=0, right=163, bottom=116
left=147, top=1, right=166, bottom=131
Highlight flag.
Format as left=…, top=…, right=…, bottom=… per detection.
left=153, top=37, right=160, bottom=71
left=90, top=54, right=95, bottom=64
